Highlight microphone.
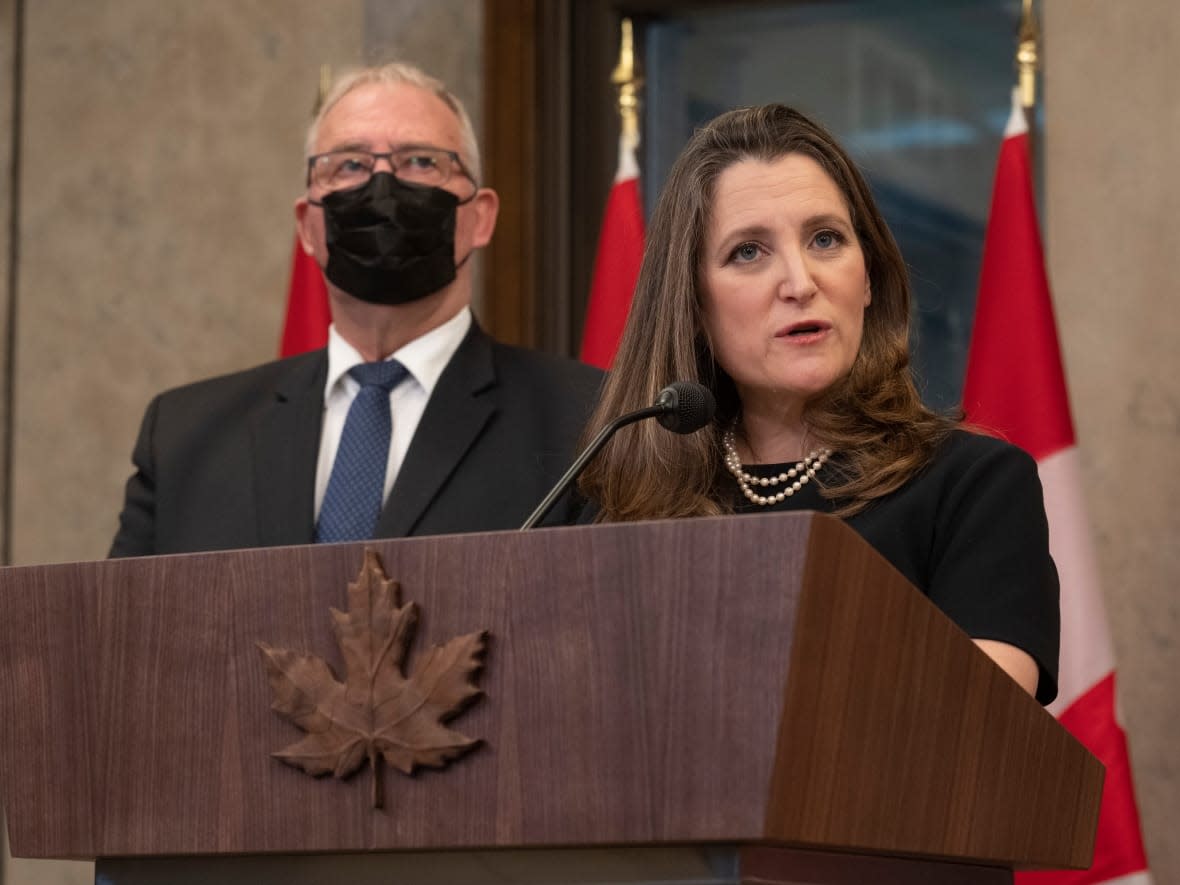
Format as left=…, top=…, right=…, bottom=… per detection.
left=519, top=381, right=716, bottom=530
left=653, top=380, right=716, bottom=434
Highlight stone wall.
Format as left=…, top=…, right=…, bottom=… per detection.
left=1043, top=1, right=1179, bottom=878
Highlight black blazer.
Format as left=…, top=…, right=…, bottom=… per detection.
left=109, top=323, right=603, bottom=557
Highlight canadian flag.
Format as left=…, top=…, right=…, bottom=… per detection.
left=579, top=129, right=644, bottom=369
left=963, top=91, right=1152, bottom=885
left=279, top=236, right=331, bottom=357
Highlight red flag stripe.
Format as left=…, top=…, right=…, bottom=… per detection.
left=963, top=130, right=1075, bottom=461
left=280, top=237, right=331, bottom=357
left=580, top=132, right=644, bottom=370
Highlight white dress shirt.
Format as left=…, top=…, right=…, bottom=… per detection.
left=313, top=308, right=472, bottom=519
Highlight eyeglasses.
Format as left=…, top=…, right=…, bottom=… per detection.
left=307, top=146, right=475, bottom=193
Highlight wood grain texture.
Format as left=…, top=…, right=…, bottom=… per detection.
left=481, top=0, right=540, bottom=348
left=764, top=515, right=1103, bottom=871
left=0, top=514, right=1099, bottom=871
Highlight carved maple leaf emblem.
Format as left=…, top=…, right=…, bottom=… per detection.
left=258, top=549, right=486, bottom=808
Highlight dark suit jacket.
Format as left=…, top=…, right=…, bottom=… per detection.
left=109, top=323, right=603, bottom=557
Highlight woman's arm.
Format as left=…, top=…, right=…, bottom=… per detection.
left=922, top=434, right=1060, bottom=705
left=974, top=638, right=1040, bottom=697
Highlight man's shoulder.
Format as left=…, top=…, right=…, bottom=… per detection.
left=151, top=349, right=326, bottom=412
left=486, top=338, right=604, bottom=389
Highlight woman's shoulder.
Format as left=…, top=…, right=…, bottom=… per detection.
left=915, top=427, right=1043, bottom=509
left=933, top=427, right=1038, bottom=472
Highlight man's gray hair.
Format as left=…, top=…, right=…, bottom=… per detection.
left=304, top=61, right=482, bottom=182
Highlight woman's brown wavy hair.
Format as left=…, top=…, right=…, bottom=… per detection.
left=578, top=103, right=957, bottom=521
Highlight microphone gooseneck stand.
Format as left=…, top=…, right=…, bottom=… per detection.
left=519, top=382, right=716, bottom=530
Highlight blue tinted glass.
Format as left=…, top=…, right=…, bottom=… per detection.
left=644, top=0, right=1038, bottom=411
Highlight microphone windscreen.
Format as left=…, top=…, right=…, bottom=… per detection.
left=655, top=382, right=716, bottom=434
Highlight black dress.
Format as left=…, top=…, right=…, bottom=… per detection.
left=732, top=429, right=1060, bottom=704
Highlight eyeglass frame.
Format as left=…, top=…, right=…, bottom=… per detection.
left=305, top=145, right=479, bottom=195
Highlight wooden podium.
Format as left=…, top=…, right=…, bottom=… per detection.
left=0, top=513, right=1102, bottom=884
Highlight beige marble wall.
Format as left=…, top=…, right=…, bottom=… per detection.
left=1043, top=2, right=1180, bottom=880
left=0, top=0, right=14, bottom=874
left=0, top=0, right=12, bottom=571
left=9, top=1, right=363, bottom=567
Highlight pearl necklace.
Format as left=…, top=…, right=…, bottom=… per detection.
left=722, top=429, right=831, bottom=506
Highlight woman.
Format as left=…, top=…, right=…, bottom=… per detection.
left=578, top=104, right=1059, bottom=704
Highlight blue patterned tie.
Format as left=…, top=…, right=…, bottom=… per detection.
left=315, top=360, right=409, bottom=543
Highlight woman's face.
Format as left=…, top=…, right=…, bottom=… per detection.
left=699, top=153, right=871, bottom=418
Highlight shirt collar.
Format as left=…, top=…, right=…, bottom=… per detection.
left=323, top=307, right=472, bottom=399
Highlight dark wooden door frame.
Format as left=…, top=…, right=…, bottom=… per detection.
left=481, top=0, right=576, bottom=353
left=480, top=0, right=655, bottom=355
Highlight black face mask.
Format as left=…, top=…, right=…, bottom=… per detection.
left=311, top=172, right=472, bottom=306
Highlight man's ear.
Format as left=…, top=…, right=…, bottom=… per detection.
left=469, top=187, right=500, bottom=249
left=294, top=196, right=316, bottom=256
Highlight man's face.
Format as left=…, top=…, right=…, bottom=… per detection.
left=294, top=81, right=497, bottom=298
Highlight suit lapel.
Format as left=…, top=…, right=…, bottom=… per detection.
left=376, top=324, right=497, bottom=538
left=251, top=352, right=327, bottom=547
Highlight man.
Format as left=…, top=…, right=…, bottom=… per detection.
left=109, top=62, right=602, bottom=557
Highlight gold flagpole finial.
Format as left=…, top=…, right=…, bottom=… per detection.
left=611, top=18, right=642, bottom=140
left=313, top=64, right=333, bottom=116
left=1017, top=0, right=1039, bottom=111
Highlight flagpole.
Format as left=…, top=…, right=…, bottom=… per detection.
left=316, top=63, right=332, bottom=116
left=612, top=18, right=641, bottom=142
left=1016, top=0, right=1039, bottom=161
